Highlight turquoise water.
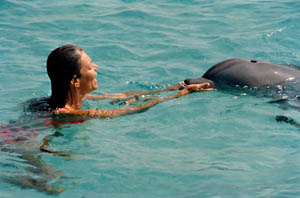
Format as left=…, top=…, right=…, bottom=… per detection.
left=1, top=0, right=300, bottom=197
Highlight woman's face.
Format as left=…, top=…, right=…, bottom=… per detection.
left=78, top=51, right=99, bottom=94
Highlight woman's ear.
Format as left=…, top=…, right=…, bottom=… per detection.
left=71, top=78, right=80, bottom=88
left=74, top=79, right=80, bottom=88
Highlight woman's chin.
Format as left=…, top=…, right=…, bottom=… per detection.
left=90, top=84, right=98, bottom=91
left=92, top=80, right=98, bottom=90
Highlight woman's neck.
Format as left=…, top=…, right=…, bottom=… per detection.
left=65, top=86, right=86, bottom=109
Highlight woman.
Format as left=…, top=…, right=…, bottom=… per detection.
left=45, top=44, right=212, bottom=118
left=0, top=45, right=212, bottom=194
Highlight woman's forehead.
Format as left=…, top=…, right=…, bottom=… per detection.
left=80, top=51, right=92, bottom=64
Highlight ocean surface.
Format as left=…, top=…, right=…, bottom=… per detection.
left=0, top=0, right=300, bottom=197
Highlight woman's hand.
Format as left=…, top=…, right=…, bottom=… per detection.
left=172, top=82, right=215, bottom=98
left=185, top=82, right=214, bottom=92
left=52, top=107, right=70, bottom=114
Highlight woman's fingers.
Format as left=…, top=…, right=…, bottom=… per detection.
left=202, top=88, right=216, bottom=91
left=186, top=82, right=211, bottom=92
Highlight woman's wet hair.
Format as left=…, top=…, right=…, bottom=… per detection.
left=47, top=44, right=83, bottom=109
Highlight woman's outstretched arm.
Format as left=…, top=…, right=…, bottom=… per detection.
left=85, top=84, right=182, bottom=100
left=56, top=83, right=213, bottom=118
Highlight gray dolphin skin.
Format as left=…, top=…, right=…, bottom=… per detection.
left=184, top=58, right=300, bottom=127
left=184, top=58, right=300, bottom=89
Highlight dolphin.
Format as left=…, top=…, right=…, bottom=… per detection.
left=184, top=58, right=300, bottom=90
left=183, top=58, right=300, bottom=126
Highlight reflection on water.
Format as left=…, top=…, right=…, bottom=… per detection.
left=0, top=105, right=83, bottom=194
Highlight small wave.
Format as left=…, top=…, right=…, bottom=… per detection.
left=266, top=27, right=287, bottom=38
left=91, top=44, right=141, bottom=61
left=101, top=9, right=151, bottom=19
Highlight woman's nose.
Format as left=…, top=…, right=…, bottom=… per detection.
left=94, top=64, right=99, bottom=71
